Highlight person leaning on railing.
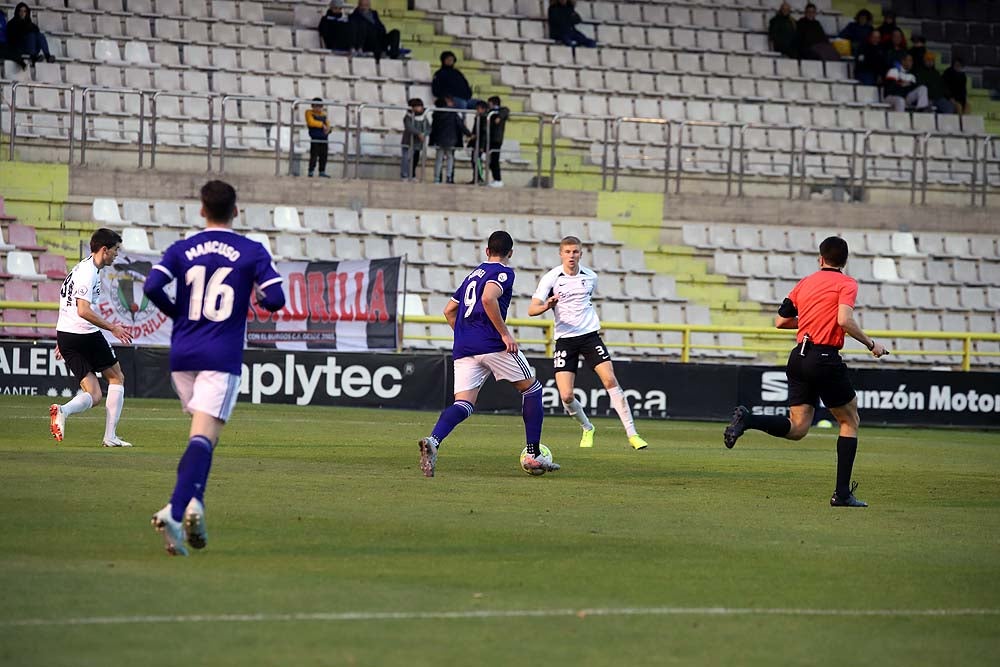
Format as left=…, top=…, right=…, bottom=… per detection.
left=305, top=98, right=332, bottom=178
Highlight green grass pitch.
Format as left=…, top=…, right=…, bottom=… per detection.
left=1, top=395, right=998, bottom=666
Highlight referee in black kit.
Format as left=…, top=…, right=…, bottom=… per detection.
left=723, top=236, right=889, bottom=507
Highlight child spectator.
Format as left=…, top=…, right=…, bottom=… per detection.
left=485, top=96, right=510, bottom=188
left=305, top=98, right=332, bottom=178
left=7, top=3, right=55, bottom=66
left=877, top=10, right=903, bottom=48
left=469, top=101, right=490, bottom=185
left=884, top=54, right=929, bottom=113
left=429, top=97, right=469, bottom=184
left=318, top=0, right=355, bottom=54
left=768, top=2, right=798, bottom=58
left=855, top=30, right=886, bottom=86
left=942, top=57, right=969, bottom=115
left=886, top=28, right=908, bottom=65
left=838, top=9, right=873, bottom=54
left=548, top=0, right=596, bottom=48
left=431, top=51, right=474, bottom=110
left=401, top=98, right=429, bottom=181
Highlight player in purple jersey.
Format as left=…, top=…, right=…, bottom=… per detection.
left=417, top=230, right=559, bottom=477
left=143, top=180, right=286, bottom=556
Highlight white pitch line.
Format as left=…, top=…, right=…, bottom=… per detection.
left=3, top=606, right=998, bottom=628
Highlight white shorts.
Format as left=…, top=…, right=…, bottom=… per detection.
left=453, top=350, right=534, bottom=393
left=171, top=371, right=241, bottom=423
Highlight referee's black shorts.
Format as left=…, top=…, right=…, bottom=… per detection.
left=56, top=330, right=118, bottom=381
left=554, top=331, right=612, bottom=373
left=785, top=343, right=856, bottom=409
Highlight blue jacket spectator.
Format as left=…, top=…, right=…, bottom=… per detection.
left=431, top=51, right=473, bottom=110
left=838, top=9, right=873, bottom=54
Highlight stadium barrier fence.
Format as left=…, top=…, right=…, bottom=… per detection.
left=2, top=303, right=999, bottom=371
left=4, top=81, right=998, bottom=205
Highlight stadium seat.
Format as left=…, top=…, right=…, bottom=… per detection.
left=38, top=254, right=68, bottom=280
left=92, top=198, right=123, bottom=224
left=6, top=251, right=46, bottom=280
left=7, top=224, right=46, bottom=252
left=273, top=206, right=303, bottom=231
left=246, top=232, right=276, bottom=258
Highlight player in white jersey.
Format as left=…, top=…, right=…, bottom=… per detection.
left=49, top=228, right=135, bottom=447
left=529, top=236, right=649, bottom=450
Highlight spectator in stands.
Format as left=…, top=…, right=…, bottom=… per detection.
left=6, top=3, right=55, bottom=65
left=548, top=0, right=596, bottom=49
left=429, top=97, right=469, bottom=184
left=768, top=2, right=798, bottom=58
left=469, top=100, right=490, bottom=185
left=318, top=0, right=355, bottom=54
left=401, top=97, right=428, bottom=181
left=877, top=10, right=904, bottom=48
left=883, top=54, right=930, bottom=113
left=796, top=3, right=839, bottom=61
left=838, top=9, right=873, bottom=54
left=908, top=34, right=927, bottom=70
left=350, top=0, right=403, bottom=61
left=855, top=29, right=886, bottom=86
left=943, top=57, right=969, bottom=115
left=0, top=8, right=16, bottom=66
left=915, top=51, right=956, bottom=114
left=305, top=98, right=332, bottom=178
left=431, top=51, right=474, bottom=110
left=485, top=96, right=509, bottom=188
left=885, top=28, right=908, bottom=66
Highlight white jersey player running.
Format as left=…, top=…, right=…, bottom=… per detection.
left=49, top=228, right=134, bottom=447
left=529, top=236, right=649, bottom=450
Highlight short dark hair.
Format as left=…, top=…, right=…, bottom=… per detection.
left=912, top=34, right=925, bottom=44
left=90, top=228, right=122, bottom=253
left=440, top=50, right=456, bottom=63
left=856, top=9, right=872, bottom=22
left=487, top=230, right=514, bottom=258
left=488, top=95, right=501, bottom=106
left=475, top=100, right=489, bottom=110
left=408, top=97, right=424, bottom=107
left=819, top=236, right=849, bottom=268
left=805, top=2, right=816, bottom=10
left=953, top=56, right=964, bottom=66
left=200, top=180, right=237, bottom=224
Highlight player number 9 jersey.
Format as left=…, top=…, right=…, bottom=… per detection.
left=450, top=262, right=514, bottom=359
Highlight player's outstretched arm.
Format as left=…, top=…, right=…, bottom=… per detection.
left=838, top=304, right=888, bottom=357
left=527, top=296, right=558, bottom=317
left=143, top=268, right=179, bottom=319
left=75, top=298, right=133, bottom=344
left=482, top=283, right=517, bottom=353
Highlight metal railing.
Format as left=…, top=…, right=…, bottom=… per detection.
left=3, top=301, right=998, bottom=371
left=287, top=98, right=355, bottom=179
left=79, top=86, right=146, bottom=168
left=4, top=82, right=998, bottom=205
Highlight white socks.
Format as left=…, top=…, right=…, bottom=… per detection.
left=61, top=391, right=93, bottom=416
left=562, top=399, right=593, bottom=431
left=608, top=385, right=637, bottom=437
left=104, top=384, right=125, bottom=441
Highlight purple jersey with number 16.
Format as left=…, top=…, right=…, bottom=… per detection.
left=150, top=229, right=282, bottom=374
left=450, top=262, right=515, bottom=359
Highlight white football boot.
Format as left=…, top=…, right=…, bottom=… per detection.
left=418, top=436, right=439, bottom=477
left=151, top=504, right=189, bottom=556
left=102, top=436, right=133, bottom=448
left=184, top=498, right=207, bottom=550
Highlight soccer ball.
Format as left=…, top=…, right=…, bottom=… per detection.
left=520, top=445, right=554, bottom=476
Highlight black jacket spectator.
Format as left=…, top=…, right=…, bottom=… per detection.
left=6, top=3, right=52, bottom=63
left=942, top=60, right=968, bottom=110
left=877, top=11, right=903, bottom=48
left=837, top=9, right=872, bottom=53
left=318, top=1, right=355, bottom=52
left=487, top=102, right=509, bottom=149
left=350, top=1, right=400, bottom=60
left=796, top=5, right=838, bottom=61
left=855, top=32, right=886, bottom=86
left=768, top=2, right=798, bottom=58
left=548, top=0, right=595, bottom=47
left=431, top=51, right=473, bottom=107
left=429, top=105, right=468, bottom=149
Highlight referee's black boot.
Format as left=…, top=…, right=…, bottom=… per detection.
left=830, top=481, right=868, bottom=508
left=723, top=406, right=750, bottom=449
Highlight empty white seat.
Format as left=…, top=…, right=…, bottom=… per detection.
left=273, top=206, right=302, bottom=231
left=121, top=227, right=153, bottom=253
left=92, top=198, right=123, bottom=224
left=6, top=251, right=45, bottom=280
left=872, top=257, right=901, bottom=282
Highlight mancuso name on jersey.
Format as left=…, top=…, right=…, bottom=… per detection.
left=151, top=229, right=282, bottom=374
left=450, top=262, right=514, bottom=359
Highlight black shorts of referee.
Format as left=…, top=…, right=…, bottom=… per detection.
left=786, top=339, right=856, bottom=409
left=57, top=330, right=118, bottom=381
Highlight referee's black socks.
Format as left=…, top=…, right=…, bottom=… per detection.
left=746, top=414, right=792, bottom=438
left=836, top=436, right=859, bottom=497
